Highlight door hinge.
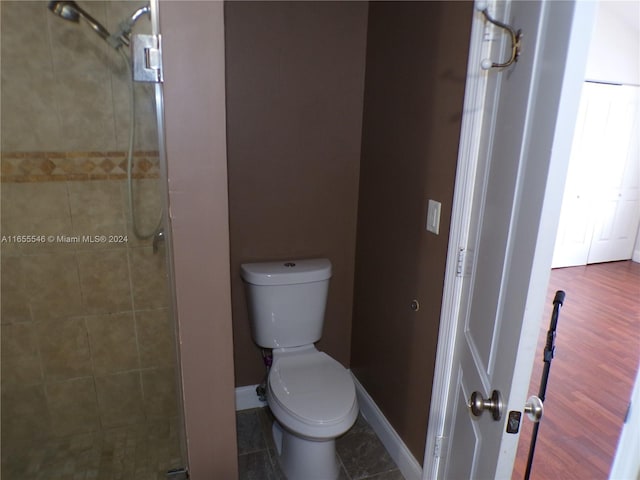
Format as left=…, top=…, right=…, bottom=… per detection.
left=434, top=435, right=447, bottom=458
left=132, top=33, right=163, bottom=83
left=456, top=248, right=471, bottom=277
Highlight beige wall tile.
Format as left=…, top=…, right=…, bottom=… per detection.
left=95, top=371, right=145, bottom=427
left=1, top=179, right=72, bottom=255
left=1, top=2, right=51, bottom=69
left=0, top=354, right=43, bottom=387
left=69, top=180, right=128, bottom=249
left=36, top=317, right=92, bottom=381
left=0, top=319, right=43, bottom=386
left=68, top=180, right=124, bottom=221
left=71, top=214, right=128, bottom=251
left=1, top=321, right=38, bottom=358
left=1, top=2, right=62, bottom=151
left=128, top=179, right=162, bottom=220
left=77, top=249, right=132, bottom=314
left=47, top=377, right=100, bottom=436
left=1, top=214, right=75, bottom=255
left=1, top=385, right=52, bottom=449
left=86, top=312, right=139, bottom=374
left=0, top=254, right=30, bottom=323
left=136, top=309, right=175, bottom=369
left=1, top=1, right=159, bottom=153
left=130, top=247, right=169, bottom=310
left=22, top=252, right=83, bottom=319
left=0, top=72, right=62, bottom=152
left=141, top=368, right=178, bottom=420
left=1, top=182, right=70, bottom=221
left=0, top=0, right=170, bottom=447
left=48, top=2, right=117, bottom=152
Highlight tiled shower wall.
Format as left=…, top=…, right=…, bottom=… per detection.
left=1, top=1, right=178, bottom=462
left=1, top=179, right=177, bottom=453
left=1, top=1, right=157, bottom=153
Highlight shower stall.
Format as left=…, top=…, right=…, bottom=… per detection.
left=0, top=1, right=185, bottom=478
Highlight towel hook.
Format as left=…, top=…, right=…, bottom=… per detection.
left=477, top=3, right=522, bottom=70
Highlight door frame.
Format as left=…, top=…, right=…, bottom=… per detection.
left=422, top=1, right=597, bottom=478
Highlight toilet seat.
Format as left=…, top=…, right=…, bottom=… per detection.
left=267, top=350, right=358, bottom=439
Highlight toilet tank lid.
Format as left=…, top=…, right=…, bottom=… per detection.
left=240, top=258, right=332, bottom=286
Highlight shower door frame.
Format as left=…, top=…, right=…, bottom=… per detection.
left=148, top=0, right=189, bottom=473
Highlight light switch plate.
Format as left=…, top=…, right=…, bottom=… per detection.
left=426, top=199, right=441, bottom=234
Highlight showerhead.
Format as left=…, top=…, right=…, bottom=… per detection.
left=47, top=1, right=151, bottom=50
left=48, top=1, right=111, bottom=42
left=47, top=1, right=80, bottom=22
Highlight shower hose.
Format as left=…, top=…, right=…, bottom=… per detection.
left=119, top=48, right=163, bottom=241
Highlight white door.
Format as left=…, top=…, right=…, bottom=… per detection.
left=586, top=84, right=640, bottom=263
left=423, top=1, right=596, bottom=478
left=551, top=84, right=597, bottom=267
left=552, top=82, right=640, bottom=268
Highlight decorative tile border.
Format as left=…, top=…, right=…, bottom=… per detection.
left=1, top=151, right=160, bottom=182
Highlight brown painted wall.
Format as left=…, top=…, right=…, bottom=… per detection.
left=161, top=1, right=238, bottom=478
left=225, top=1, right=369, bottom=386
left=351, top=1, right=473, bottom=463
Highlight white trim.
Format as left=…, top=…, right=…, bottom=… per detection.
left=351, top=373, right=423, bottom=480
left=609, top=362, right=640, bottom=479
left=422, top=2, right=492, bottom=477
left=235, top=384, right=267, bottom=411
left=634, top=249, right=640, bottom=263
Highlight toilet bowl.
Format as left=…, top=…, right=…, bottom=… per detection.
left=267, top=345, right=358, bottom=479
left=240, top=258, right=359, bottom=480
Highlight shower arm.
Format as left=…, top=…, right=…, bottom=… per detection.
left=109, top=5, right=152, bottom=49
left=74, top=7, right=111, bottom=42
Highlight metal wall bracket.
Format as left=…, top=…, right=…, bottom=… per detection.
left=166, top=467, right=188, bottom=479
left=132, top=33, right=163, bottom=83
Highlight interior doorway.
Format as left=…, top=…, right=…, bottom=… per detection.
left=552, top=82, right=640, bottom=268
left=552, top=0, right=640, bottom=270
left=552, top=0, right=640, bottom=269
left=513, top=260, right=640, bottom=478
left=513, top=2, right=640, bottom=476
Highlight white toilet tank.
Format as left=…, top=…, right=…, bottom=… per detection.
left=240, top=258, right=332, bottom=349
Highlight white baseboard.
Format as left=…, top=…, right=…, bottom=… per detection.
left=235, top=384, right=267, bottom=411
left=351, top=372, right=423, bottom=480
left=633, top=248, right=640, bottom=264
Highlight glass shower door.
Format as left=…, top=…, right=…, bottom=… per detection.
left=0, top=1, right=185, bottom=478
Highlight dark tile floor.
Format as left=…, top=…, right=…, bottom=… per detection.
left=236, top=408, right=405, bottom=480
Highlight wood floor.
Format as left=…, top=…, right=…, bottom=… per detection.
left=512, top=260, right=640, bottom=480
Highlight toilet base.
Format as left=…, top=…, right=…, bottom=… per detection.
left=272, top=421, right=339, bottom=480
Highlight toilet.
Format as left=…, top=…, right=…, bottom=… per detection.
left=240, top=258, right=358, bottom=480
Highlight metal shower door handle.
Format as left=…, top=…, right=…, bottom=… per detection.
left=469, top=390, right=503, bottom=421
